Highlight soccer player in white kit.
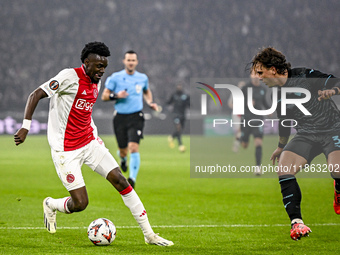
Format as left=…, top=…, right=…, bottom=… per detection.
left=14, top=42, right=173, bottom=246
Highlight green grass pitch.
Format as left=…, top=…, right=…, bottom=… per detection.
left=0, top=134, right=339, bottom=254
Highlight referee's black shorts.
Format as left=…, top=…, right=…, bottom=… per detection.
left=283, top=132, right=340, bottom=164
left=113, top=111, right=145, bottom=148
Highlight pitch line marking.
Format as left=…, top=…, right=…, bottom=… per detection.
left=1, top=223, right=340, bottom=230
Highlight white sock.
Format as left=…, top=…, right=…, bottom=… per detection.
left=120, top=187, right=154, bottom=236
left=47, top=197, right=71, bottom=213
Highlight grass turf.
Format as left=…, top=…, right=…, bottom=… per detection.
left=0, top=135, right=338, bottom=254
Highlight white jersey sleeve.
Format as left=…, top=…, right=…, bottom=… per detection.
left=40, top=69, right=78, bottom=98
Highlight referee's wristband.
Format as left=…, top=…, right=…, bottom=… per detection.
left=278, top=142, right=286, bottom=149
left=22, top=119, right=32, bottom=131
left=109, top=93, right=118, bottom=100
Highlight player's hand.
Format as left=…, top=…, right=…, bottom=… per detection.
left=14, top=128, right=28, bottom=146
left=270, top=147, right=283, bottom=165
left=117, top=90, right=129, bottom=99
left=318, top=89, right=336, bottom=101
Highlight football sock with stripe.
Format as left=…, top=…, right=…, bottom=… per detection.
left=129, top=152, right=140, bottom=181
left=279, top=174, right=302, bottom=221
left=47, top=197, right=71, bottom=213
left=120, top=186, right=153, bottom=236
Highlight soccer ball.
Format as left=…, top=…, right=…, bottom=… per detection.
left=87, top=218, right=116, bottom=246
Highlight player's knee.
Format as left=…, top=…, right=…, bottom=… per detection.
left=72, top=198, right=88, bottom=212
left=128, top=143, right=139, bottom=153
left=107, top=167, right=129, bottom=188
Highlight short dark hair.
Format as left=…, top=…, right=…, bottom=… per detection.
left=80, top=42, right=111, bottom=63
left=124, top=50, right=137, bottom=58
left=251, top=47, right=291, bottom=75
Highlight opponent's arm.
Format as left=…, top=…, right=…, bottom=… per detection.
left=14, top=88, right=48, bottom=146
left=306, top=69, right=340, bottom=101
left=318, top=86, right=340, bottom=101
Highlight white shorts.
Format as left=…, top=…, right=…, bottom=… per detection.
left=51, top=137, right=119, bottom=191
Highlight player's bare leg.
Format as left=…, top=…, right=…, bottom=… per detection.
left=328, top=151, right=340, bottom=214
left=277, top=151, right=311, bottom=240
left=43, top=187, right=88, bottom=233
left=106, top=168, right=173, bottom=246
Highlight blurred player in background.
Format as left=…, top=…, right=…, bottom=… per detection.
left=251, top=46, right=340, bottom=241
left=228, top=80, right=246, bottom=152
left=167, top=84, right=190, bottom=152
left=14, top=42, right=173, bottom=246
left=239, top=71, right=270, bottom=175
left=101, top=50, right=158, bottom=188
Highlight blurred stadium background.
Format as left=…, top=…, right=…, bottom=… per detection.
left=1, top=0, right=340, bottom=136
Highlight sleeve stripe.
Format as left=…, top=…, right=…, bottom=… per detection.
left=324, top=75, right=332, bottom=87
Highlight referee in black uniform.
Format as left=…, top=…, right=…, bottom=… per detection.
left=251, top=47, right=340, bottom=241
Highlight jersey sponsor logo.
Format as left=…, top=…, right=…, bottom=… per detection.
left=75, top=98, right=94, bottom=111
left=49, top=80, right=59, bottom=91
left=66, top=174, right=75, bottom=183
left=135, top=84, right=142, bottom=94
left=197, top=82, right=311, bottom=116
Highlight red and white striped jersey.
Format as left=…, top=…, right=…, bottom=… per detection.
left=40, top=65, right=100, bottom=152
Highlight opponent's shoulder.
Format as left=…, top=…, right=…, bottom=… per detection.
left=291, top=67, right=327, bottom=78
left=290, top=67, right=308, bottom=77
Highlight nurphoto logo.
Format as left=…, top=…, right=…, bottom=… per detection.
left=196, top=82, right=311, bottom=128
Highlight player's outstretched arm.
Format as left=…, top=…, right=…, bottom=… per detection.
left=14, top=88, right=47, bottom=146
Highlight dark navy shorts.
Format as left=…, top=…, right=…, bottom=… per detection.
left=283, top=132, right=340, bottom=163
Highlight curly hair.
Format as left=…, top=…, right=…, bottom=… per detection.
left=251, top=47, right=291, bottom=75
left=80, top=42, right=111, bottom=63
